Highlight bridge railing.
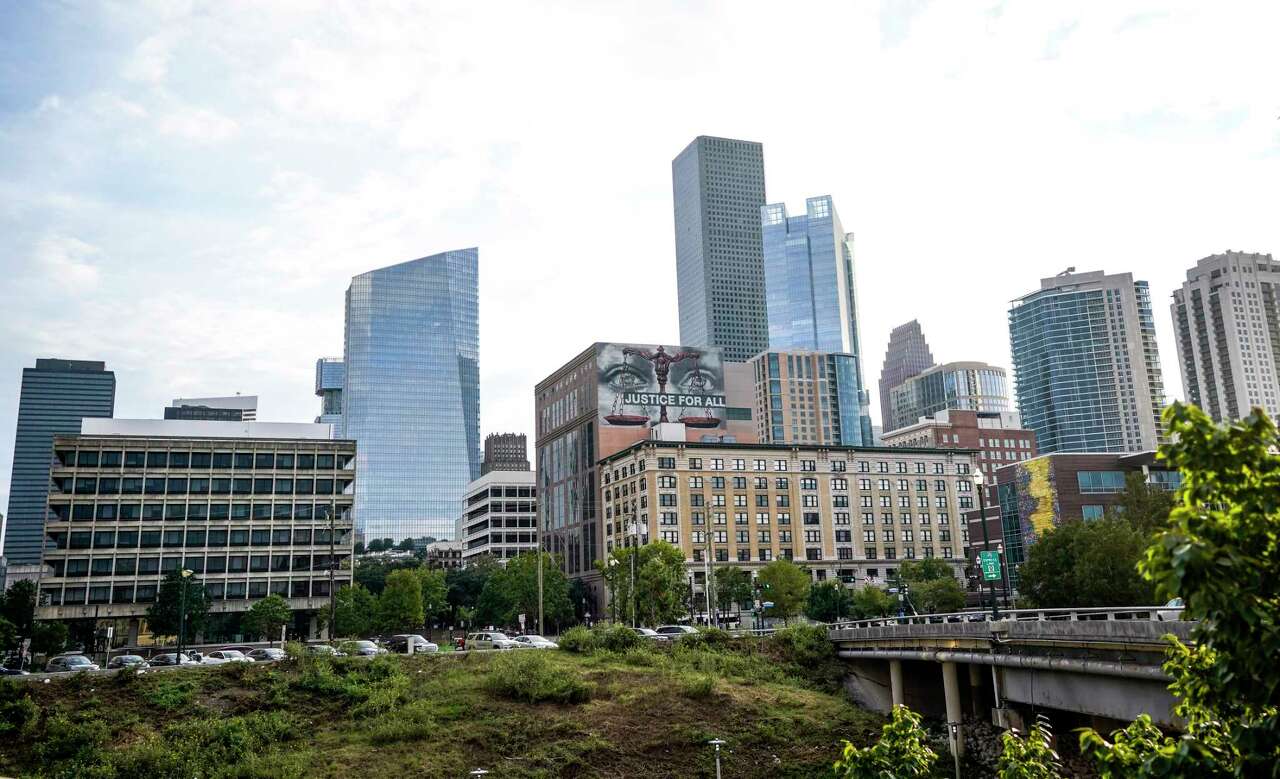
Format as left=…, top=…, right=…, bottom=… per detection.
left=828, top=605, right=1184, bottom=631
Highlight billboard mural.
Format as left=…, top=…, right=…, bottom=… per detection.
left=597, top=343, right=726, bottom=428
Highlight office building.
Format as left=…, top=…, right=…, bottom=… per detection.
left=599, top=441, right=976, bottom=601
left=1171, top=251, right=1280, bottom=422
left=4, top=359, right=115, bottom=564
left=167, top=395, right=257, bottom=422
left=36, top=418, right=354, bottom=642
left=343, top=249, right=480, bottom=543
left=314, top=358, right=345, bottom=426
left=747, top=350, right=872, bottom=446
left=672, top=136, right=769, bottom=362
left=878, top=321, right=935, bottom=430
left=459, top=470, right=537, bottom=564
left=1009, top=270, right=1166, bottom=454
left=481, top=433, right=530, bottom=474
left=885, top=361, right=1011, bottom=434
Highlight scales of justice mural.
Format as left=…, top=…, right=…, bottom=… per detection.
left=597, top=343, right=727, bottom=429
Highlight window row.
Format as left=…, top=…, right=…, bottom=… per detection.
left=42, top=578, right=340, bottom=606
left=50, top=552, right=348, bottom=577
left=653, top=456, right=968, bottom=475
left=687, top=546, right=940, bottom=563
left=50, top=502, right=352, bottom=522
left=863, top=547, right=955, bottom=560
left=55, top=450, right=352, bottom=470
left=48, top=527, right=349, bottom=550
left=53, top=476, right=353, bottom=496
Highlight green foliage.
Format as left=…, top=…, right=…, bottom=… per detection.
left=353, top=555, right=418, bottom=595
left=417, top=567, right=449, bottom=625
left=146, top=570, right=211, bottom=639
left=595, top=623, right=644, bottom=653
left=997, top=723, right=1063, bottom=778
left=1107, top=471, right=1175, bottom=535
left=597, top=541, right=689, bottom=626
left=714, top=565, right=753, bottom=613
left=0, top=616, right=15, bottom=652
left=1017, top=517, right=1156, bottom=608
left=475, top=552, right=572, bottom=630
left=446, top=555, right=500, bottom=616
left=850, top=586, right=895, bottom=619
left=557, top=625, right=597, bottom=654
left=0, top=684, right=38, bottom=737
left=145, top=679, right=198, bottom=710
left=805, top=580, right=855, bottom=622
left=485, top=651, right=593, bottom=704
left=32, top=621, right=68, bottom=656
left=756, top=559, right=810, bottom=623
left=833, top=705, right=937, bottom=778
left=897, top=558, right=955, bottom=584
left=677, top=627, right=733, bottom=651
left=911, top=577, right=966, bottom=615
left=378, top=569, right=424, bottom=631
left=767, top=625, right=834, bottom=667
left=333, top=584, right=377, bottom=638
left=0, top=579, right=37, bottom=638
left=242, top=594, right=292, bottom=643
left=681, top=673, right=716, bottom=698
left=397, top=537, right=416, bottom=551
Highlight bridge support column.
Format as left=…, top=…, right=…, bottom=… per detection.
left=942, top=661, right=964, bottom=758
left=968, top=663, right=983, bottom=716
left=889, top=659, right=904, bottom=707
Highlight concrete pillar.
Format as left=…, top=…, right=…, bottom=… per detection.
left=127, top=619, right=140, bottom=647
left=942, top=661, right=964, bottom=758
left=308, top=615, right=318, bottom=640
left=889, top=659, right=904, bottom=707
left=968, top=663, right=983, bottom=716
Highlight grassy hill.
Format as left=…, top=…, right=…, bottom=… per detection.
left=0, top=627, right=885, bottom=778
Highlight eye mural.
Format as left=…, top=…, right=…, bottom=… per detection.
left=597, top=343, right=726, bottom=428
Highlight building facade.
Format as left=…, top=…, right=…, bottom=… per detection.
left=599, top=441, right=976, bottom=596
left=459, top=470, right=537, bottom=564
left=167, top=396, right=257, bottom=422
left=1009, top=270, right=1166, bottom=454
left=314, top=358, right=345, bottom=426
left=4, top=359, right=116, bottom=564
left=35, top=419, right=355, bottom=642
left=424, top=540, right=463, bottom=570
left=343, top=249, right=480, bottom=543
left=878, top=321, right=935, bottom=431
left=747, top=350, right=871, bottom=446
left=885, top=361, right=1011, bottom=434
left=1171, top=251, right=1280, bottom=422
left=672, top=136, right=769, bottom=362
left=481, top=433, right=530, bottom=474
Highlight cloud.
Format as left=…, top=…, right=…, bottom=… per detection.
left=157, top=105, right=239, bottom=142
left=32, top=235, right=102, bottom=289
left=122, top=31, right=183, bottom=84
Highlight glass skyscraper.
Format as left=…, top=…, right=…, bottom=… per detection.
left=342, top=249, right=479, bottom=542
left=314, top=357, right=345, bottom=427
left=760, top=195, right=872, bottom=444
left=3, top=359, right=115, bottom=563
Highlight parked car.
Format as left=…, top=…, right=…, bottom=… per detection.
left=202, top=649, right=252, bottom=664
left=387, top=634, right=439, bottom=654
left=246, top=648, right=287, bottom=663
left=338, top=640, right=386, bottom=657
left=512, top=635, right=558, bottom=650
left=46, top=654, right=101, bottom=673
left=1158, top=598, right=1185, bottom=621
left=106, top=654, right=150, bottom=670
left=0, top=666, right=31, bottom=676
left=655, top=625, right=698, bottom=639
left=465, top=632, right=518, bottom=650
left=305, top=644, right=346, bottom=657
left=631, top=628, right=669, bottom=642
left=219, top=645, right=257, bottom=655
left=148, top=653, right=198, bottom=667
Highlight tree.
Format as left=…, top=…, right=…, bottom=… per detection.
left=1107, top=471, right=1175, bottom=535
left=834, top=705, right=937, bottom=778
left=242, top=595, right=291, bottom=644
left=333, top=584, right=377, bottom=638
left=475, top=553, right=572, bottom=631
left=596, top=541, right=687, bottom=627
left=397, top=538, right=416, bottom=552
left=806, top=580, right=855, bottom=622
left=32, top=622, right=67, bottom=656
left=714, top=566, right=753, bottom=616
left=354, top=541, right=366, bottom=555
left=897, top=558, right=955, bottom=584
left=911, top=578, right=966, bottom=614
left=0, top=580, right=37, bottom=638
left=378, top=569, right=424, bottom=631
left=1017, top=517, right=1155, bottom=608
left=446, top=556, right=499, bottom=620
left=146, top=571, right=210, bottom=639
left=0, top=617, right=16, bottom=652
left=756, top=559, right=810, bottom=624
left=417, top=568, right=449, bottom=626
left=850, top=586, right=895, bottom=619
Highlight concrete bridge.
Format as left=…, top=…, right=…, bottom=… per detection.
left=829, top=606, right=1193, bottom=756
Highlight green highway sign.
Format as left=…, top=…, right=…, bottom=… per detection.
left=979, top=551, right=1002, bottom=581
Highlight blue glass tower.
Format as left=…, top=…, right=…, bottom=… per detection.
left=760, top=196, right=872, bottom=444
left=342, top=249, right=480, bottom=542
left=3, top=359, right=115, bottom=563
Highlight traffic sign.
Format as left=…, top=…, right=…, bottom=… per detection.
left=979, top=551, right=1002, bottom=581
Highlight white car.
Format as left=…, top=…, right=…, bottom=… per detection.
left=390, top=634, right=440, bottom=654
left=246, top=648, right=287, bottom=662
left=1157, top=598, right=1185, bottom=621
left=202, top=649, right=252, bottom=664
left=46, top=654, right=100, bottom=673
left=512, top=634, right=558, bottom=650
left=631, top=628, right=669, bottom=642
left=465, top=631, right=518, bottom=650
left=655, top=625, right=698, bottom=639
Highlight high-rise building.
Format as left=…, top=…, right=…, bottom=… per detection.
left=1171, top=251, right=1280, bottom=422
left=314, top=358, right=345, bottom=426
left=459, top=470, right=537, bottom=564
left=343, top=249, right=480, bottom=543
left=672, top=136, right=768, bottom=362
left=1009, top=270, right=1166, bottom=454
left=878, top=321, right=935, bottom=428
left=3, top=359, right=115, bottom=563
left=885, top=361, right=1011, bottom=433
left=165, top=395, right=257, bottom=422
left=481, top=433, right=530, bottom=474
left=747, top=350, right=872, bottom=446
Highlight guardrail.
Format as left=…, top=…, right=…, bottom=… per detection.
left=829, top=605, right=1185, bottom=631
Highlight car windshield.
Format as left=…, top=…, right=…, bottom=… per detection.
left=489, top=633, right=510, bottom=641
left=64, top=656, right=92, bottom=665
left=521, top=635, right=546, bottom=642
left=635, top=629, right=655, bottom=635
left=117, top=655, right=143, bottom=663
left=354, top=641, right=377, bottom=649
left=221, top=650, right=246, bottom=658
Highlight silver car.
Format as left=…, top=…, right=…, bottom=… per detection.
left=512, top=635, right=559, bottom=650
left=246, top=648, right=287, bottom=662
left=655, top=625, right=698, bottom=639
left=203, top=649, right=253, bottom=664
left=631, top=628, right=669, bottom=643
left=106, top=654, right=149, bottom=669
left=46, top=654, right=100, bottom=673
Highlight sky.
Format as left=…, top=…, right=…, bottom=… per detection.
left=1, top=0, right=1278, bottom=511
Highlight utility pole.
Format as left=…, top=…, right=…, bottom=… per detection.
left=537, top=513, right=544, bottom=636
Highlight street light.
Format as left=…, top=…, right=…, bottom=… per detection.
left=972, top=469, right=999, bottom=620
left=176, top=568, right=194, bottom=665
left=708, top=738, right=727, bottom=779
left=997, top=542, right=1012, bottom=609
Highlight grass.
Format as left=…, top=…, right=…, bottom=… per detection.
left=0, top=632, right=886, bottom=778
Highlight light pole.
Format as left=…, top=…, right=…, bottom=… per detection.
left=176, top=568, right=194, bottom=663
left=997, top=542, right=1012, bottom=609
left=708, top=738, right=726, bottom=779
left=972, top=469, right=999, bottom=620
left=629, top=517, right=639, bottom=629
left=608, top=558, right=619, bottom=623
left=329, top=507, right=337, bottom=644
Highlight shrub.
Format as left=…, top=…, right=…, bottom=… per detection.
left=0, top=690, right=38, bottom=737
left=681, top=673, right=716, bottom=699
left=145, top=678, right=198, bottom=710
left=557, top=625, right=597, bottom=654
left=679, top=627, right=732, bottom=651
left=33, top=712, right=110, bottom=766
left=485, top=650, right=593, bottom=704
left=767, top=624, right=834, bottom=667
left=594, top=623, right=644, bottom=653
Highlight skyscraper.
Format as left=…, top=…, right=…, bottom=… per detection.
left=746, top=350, right=870, bottom=446
left=3, top=359, right=115, bottom=563
left=672, top=136, right=768, bottom=362
left=481, top=433, right=529, bottom=474
left=343, top=249, right=480, bottom=542
left=1009, top=270, right=1166, bottom=454
left=1171, top=251, right=1279, bottom=422
left=885, top=361, right=1011, bottom=433
left=759, top=195, right=872, bottom=443
left=878, top=321, right=935, bottom=429
left=314, top=358, right=345, bottom=427
left=165, top=395, right=257, bottom=421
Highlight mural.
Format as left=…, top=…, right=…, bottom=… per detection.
left=596, top=343, right=726, bottom=428
left=1014, top=457, right=1059, bottom=546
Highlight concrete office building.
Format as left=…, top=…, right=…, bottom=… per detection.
left=672, top=136, right=769, bottom=363
left=4, top=359, right=116, bottom=564
left=885, top=362, right=1011, bottom=434
left=1010, top=270, right=1166, bottom=454
left=1171, top=251, right=1280, bottom=422
left=878, top=321, right=935, bottom=430
left=343, top=249, right=480, bottom=543
left=36, top=418, right=354, bottom=642
left=481, top=433, right=530, bottom=474
left=747, top=351, right=868, bottom=446
left=166, top=396, right=257, bottom=422
left=459, top=470, right=537, bottom=564
left=314, top=358, right=345, bottom=426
